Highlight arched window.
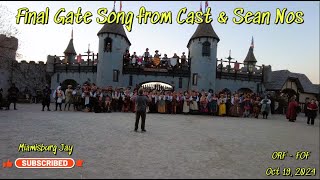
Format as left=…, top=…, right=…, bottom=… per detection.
left=202, top=41, right=211, bottom=57
left=104, top=37, right=113, bottom=52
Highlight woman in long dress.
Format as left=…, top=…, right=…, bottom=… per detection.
left=286, top=96, right=299, bottom=122
left=211, top=94, right=219, bottom=116
left=252, top=97, right=261, bottom=118
left=183, top=91, right=190, bottom=114
left=123, top=89, right=131, bottom=112
left=229, top=94, right=242, bottom=117
left=64, top=85, right=73, bottom=111
left=242, top=95, right=252, bottom=118
left=158, top=92, right=166, bottom=113
left=218, top=94, right=226, bottom=116
left=200, top=92, right=208, bottom=113
left=189, top=91, right=199, bottom=113
left=171, top=91, right=178, bottom=114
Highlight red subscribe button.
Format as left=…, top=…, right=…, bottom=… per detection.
left=15, top=158, right=75, bottom=168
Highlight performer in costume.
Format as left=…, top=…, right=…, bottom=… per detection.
left=229, top=94, right=242, bottom=117
left=307, top=99, right=318, bottom=125
left=64, top=85, right=73, bottom=111
left=104, top=90, right=112, bottom=113
left=150, top=91, right=157, bottom=113
left=252, top=96, right=261, bottom=118
left=260, top=96, right=271, bottom=119
left=189, top=91, right=199, bottom=113
left=177, top=91, right=184, bottom=114
left=286, top=96, right=299, bottom=122
left=123, top=89, right=131, bottom=112
left=72, top=85, right=82, bottom=111
left=7, top=83, right=19, bottom=110
left=93, top=88, right=103, bottom=113
left=242, top=95, right=252, bottom=118
left=200, top=92, right=208, bottom=113
left=180, top=52, right=187, bottom=66
left=131, top=52, right=138, bottom=66
left=211, top=94, right=219, bottom=116
left=143, top=48, right=150, bottom=67
left=182, top=92, right=191, bottom=114
left=218, top=94, right=226, bottom=116
left=53, top=86, right=65, bottom=111
left=118, top=88, right=125, bottom=112
left=111, top=87, right=119, bottom=112
left=82, top=85, right=91, bottom=112
left=130, top=90, right=137, bottom=113
left=165, top=91, right=172, bottom=114
left=171, top=91, right=178, bottom=114
left=158, top=92, right=166, bottom=113
left=42, top=84, right=51, bottom=111
left=123, top=49, right=131, bottom=66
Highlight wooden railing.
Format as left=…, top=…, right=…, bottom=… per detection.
left=216, top=59, right=264, bottom=82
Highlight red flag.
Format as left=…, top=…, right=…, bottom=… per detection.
left=120, top=1, right=122, bottom=11
left=200, top=1, right=202, bottom=12
left=250, top=36, right=254, bottom=48
left=234, top=62, right=239, bottom=70
left=77, top=54, right=82, bottom=63
left=205, top=1, right=209, bottom=9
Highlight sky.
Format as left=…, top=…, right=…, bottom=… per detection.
left=1, top=1, right=319, bottom=84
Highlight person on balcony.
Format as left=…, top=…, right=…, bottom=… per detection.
left=131, top=52, right=138, bottom=66
left=143, top=48, right=150, bottom=67
left=123, top=49, right=131, bottom=66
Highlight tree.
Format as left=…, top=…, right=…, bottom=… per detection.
left=0, top=4, right=18, bottom=37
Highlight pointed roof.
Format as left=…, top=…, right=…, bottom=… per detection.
left=97, top=10, right=131, bottom=46
left=243, top=46, right=257, bottom=63
left=64, top=38, right=76, bottom=55
left=187, top=18, right=220, bottom=48
left=264, top=70, right=319, bottom=94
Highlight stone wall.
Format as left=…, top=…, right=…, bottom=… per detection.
left=0, top=34, right=48, bottom=97
left=0, top=34, right=18, bottom=96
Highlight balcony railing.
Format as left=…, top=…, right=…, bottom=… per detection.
left=216, top=59, right=264, bottom=82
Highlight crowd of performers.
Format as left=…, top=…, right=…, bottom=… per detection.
left=1, top=83, right=318, bottom=124
left=122, top=48, right=189, bottom=68
left=46, top=83, right=278, bottom=119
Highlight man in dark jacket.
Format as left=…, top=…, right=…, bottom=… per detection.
left=134, top=88, right=149, bottom=132
left=8, top=83, right=19, bottom=110
left=42, top=84, right=52, bottom=111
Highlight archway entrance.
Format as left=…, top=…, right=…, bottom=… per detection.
left=140, top=81, right=173, bottom=91
left=281, top=88, right=299, bottom=102
left=61, top=79, right=78, bottom=91
left=238, top=88, right=253, bottom=94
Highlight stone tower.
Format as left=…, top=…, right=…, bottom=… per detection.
left=64, top=29, right=77, bottom=64
left=187, top=19, right=220, bottom=91
left=96, top=11, right=131, bottom=87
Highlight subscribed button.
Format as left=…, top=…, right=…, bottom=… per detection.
left=15, top=158, right=75, bottom=168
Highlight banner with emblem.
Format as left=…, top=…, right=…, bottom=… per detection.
left=170, top=58, right=177, bottom=66
left=153, top=57, right=160, bottom=66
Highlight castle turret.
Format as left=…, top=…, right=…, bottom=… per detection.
left=96, top=9, right=131, bottom=87
left=63, top=29, right=76, bottom=64
left=187, top=16, right=219, bottom=91
left=243, top=37, right=257, bottom=73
